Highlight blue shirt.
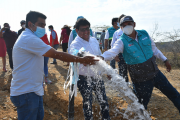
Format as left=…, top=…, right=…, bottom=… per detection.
left=51, top=30, right=56, bottom=39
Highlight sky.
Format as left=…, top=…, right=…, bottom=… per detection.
left=0, top=0, right=180, bottom=41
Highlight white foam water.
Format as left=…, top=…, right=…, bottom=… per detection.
left=82, top=51, right=152, bottom=120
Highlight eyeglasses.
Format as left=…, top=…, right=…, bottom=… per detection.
left=79, top=27, right=90, bottom=32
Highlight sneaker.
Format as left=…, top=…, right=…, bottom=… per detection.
left=50, top=62, right=57, bottom=64
left=45, top=78, right=52, bottom=84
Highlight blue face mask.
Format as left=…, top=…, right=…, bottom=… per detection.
left=117, top=22, right=120, bottom=27
left=49, top=29, right=51, bottom=32
left=32, top=24, right=45, bottom=38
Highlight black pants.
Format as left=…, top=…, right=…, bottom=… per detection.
left=62, top=43, right=68, bottom=52
left=108, top=40, right=112, bottom=49
left=78, top=75, right=110, bottom=120
left=7, top=48, right=13, bottom=69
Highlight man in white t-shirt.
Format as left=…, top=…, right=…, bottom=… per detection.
left=70, top=18, right=110, bottom=120
left=10, top=11, right=98, bottom=120
left=111, top=14, right=129, bottom=82
left=68, top=16, right=94, bottom=53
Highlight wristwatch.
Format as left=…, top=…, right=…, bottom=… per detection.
left=164, top=59, right=168, bottom=63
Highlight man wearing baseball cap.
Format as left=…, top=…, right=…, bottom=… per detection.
left=18, top=20, right=26, bottom=37
left=101, top=15, right=180, bottom=112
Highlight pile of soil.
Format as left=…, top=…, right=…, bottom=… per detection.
left=0, top=49, right=180, bottom=120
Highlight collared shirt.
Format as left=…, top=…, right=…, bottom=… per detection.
left=68, top=29, right=94, bottom=53
left=111, top=29, right=123, bottom=48
left=102, top=30, right=167, bottom=62
left=11, top=28, right=52, bottom=96
left=69, top=35, right=102, bottom=77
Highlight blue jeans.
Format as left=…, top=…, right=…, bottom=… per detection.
left=110, top=53, right=128, bottom=82
left=10, top=92, right=44, bottom=120
left=53, top=44, right=59, bottom=63
left=44, top=57, right=49, bottom=77
left=133, top=71, right=180, bottom=112
left=78, top=75, right=110, bottom=120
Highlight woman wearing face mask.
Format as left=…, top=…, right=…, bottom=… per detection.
left=0, top=27, right=7, bottom=72
left=18, top=20, right=26, bottom=37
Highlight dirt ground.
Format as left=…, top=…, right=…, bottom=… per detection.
left=0, top=48, right=180, bottom=120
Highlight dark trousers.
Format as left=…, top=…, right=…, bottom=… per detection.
left=133, top=71, right=180, bottom=112
left=78, top=75, right=110, bottom=120
left=110, top=53, right=128, bottom=82
left=7, top=48, right=13, bottom=69
left=108, top=40, right=111, bottom=49
left=62, top=43, right=68, bottom=52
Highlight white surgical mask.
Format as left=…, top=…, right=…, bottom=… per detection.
left=22, top=24, right=25, bottom=29
left=122, top=25, right=134, bottom=35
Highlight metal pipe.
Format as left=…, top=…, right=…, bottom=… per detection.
left=68, top=84, right=74, bottom=120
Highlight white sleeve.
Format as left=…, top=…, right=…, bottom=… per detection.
left=68, top=31, right=74, bottom=53
left=150, top=35, right=167, bottom=61
left=95, top=39, right=102, bottom=55
left=105, top=31, right=109, bottom=39
left=101, top=39, right=124, bottom=61
left=69, top=40, right=82, bottom=54
left=111, top=31, right=117, bottom=48
left=26, top=37, right=51, bottom=56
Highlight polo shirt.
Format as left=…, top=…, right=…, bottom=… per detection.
left=11, top=28, right=51, bottom=96
left=69, top=35, right=102, bottom=77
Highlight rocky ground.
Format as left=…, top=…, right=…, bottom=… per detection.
left=0, top=48, right=180, bottom=120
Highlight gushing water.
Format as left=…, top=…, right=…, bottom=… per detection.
left=80, top=51, right=152, bottom=120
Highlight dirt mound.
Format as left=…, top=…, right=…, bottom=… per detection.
left=0, top=50, right=180, bottom=120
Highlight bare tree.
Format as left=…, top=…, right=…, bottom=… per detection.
left=150, top=22, right=160, bottom=42
left=150, top=23, right=180, bottom=67
left=160, top=29, right=180, bottom=66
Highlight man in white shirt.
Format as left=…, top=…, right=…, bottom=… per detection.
left=68, top=16, right=94, bottom=53
left=10, top=11, right=98, bottom=120
left=101, top=15, right=180, bottom=112
left=111, top=14, right=129, bottom=82
left=70, top=18, right=110, bottom=120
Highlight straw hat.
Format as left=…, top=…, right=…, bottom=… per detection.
left=61, top=25, right=71, bottom=30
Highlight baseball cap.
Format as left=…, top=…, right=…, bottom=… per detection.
left=120, top=16, right=134, bottom=26
left=20, top=20, right=26, bottom=25
left=77, top=16, right=84, bottom=21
